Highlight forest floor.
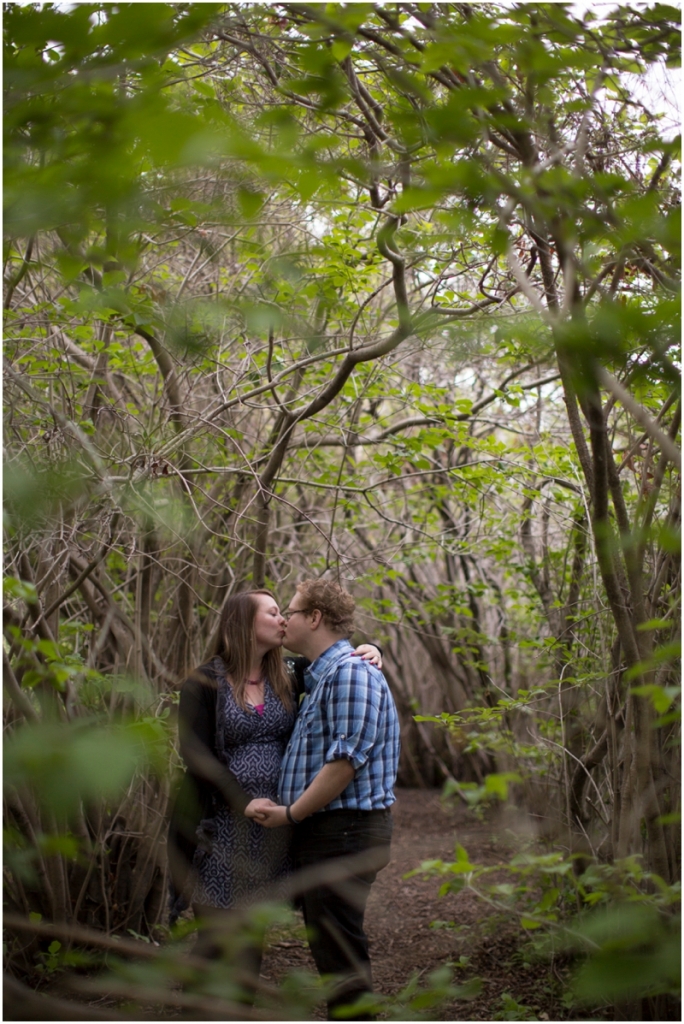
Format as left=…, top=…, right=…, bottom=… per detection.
left=12, top=789, right=604, bottom=1022
left=261, top=787, right=588, bottom=1022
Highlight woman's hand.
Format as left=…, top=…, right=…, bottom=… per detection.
left=257, top=805, right=289, bottom=828
left=352, top=644, right=382, bottom=669
left=244, top=798, right=277, bottom=821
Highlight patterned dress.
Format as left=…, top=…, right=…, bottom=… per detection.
left=192, top=659, right=297, bottom=910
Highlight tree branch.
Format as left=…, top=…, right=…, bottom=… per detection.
left=597, top=367, right=681, bottom=471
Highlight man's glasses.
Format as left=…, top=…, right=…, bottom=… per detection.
left=283, top=608, right=310, bottom=622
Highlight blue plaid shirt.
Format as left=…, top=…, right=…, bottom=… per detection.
left=278, top=639, right=400, bottom=811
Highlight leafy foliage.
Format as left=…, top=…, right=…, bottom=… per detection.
left=3, top=2, right=680, bottom=1019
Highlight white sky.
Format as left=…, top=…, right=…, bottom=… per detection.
left=569, top=0, right=681, bottom=138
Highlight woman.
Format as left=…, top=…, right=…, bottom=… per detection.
left=167, top=590, right=381, bottom=958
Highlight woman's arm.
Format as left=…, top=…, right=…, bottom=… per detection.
left=286, top=644, right=383, bottom=697
left=353, top=643, right=382, bottom=668
left=178, top=670, right=252, bottom=815
left=286, top=656, right=309, bottom=700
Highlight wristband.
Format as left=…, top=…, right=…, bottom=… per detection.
left=286, top=804, right=301, bottom=825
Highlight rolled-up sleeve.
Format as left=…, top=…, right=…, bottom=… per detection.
left=324, top=660, right=381, bottom=771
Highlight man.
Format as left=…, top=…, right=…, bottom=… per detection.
left=253, top=578, right=400, bottom=1020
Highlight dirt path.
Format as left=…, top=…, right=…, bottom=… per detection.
left=21, top=789, right=566, bottom=1021
left=262, top=788, right=569, bottom=1021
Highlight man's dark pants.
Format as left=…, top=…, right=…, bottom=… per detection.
left=293, top=808, right=393, bottom=1021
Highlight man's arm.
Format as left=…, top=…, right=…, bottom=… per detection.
left=257, top=759, right=355, bottom=828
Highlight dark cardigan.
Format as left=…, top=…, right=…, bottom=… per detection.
left=166, top=656, right=308, bottom=915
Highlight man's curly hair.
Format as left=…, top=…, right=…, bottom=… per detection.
left=296, top=578, right=356, bottom=637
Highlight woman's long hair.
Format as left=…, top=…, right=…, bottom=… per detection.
left=210, top=590, right=292, bottom=711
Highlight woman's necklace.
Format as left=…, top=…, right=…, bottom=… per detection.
left=244, top=677, right=265, bottom=712
left=245, top=678, right=264, bottom=697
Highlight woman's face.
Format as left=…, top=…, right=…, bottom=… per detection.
left=252, top=593, right=286, bottom=652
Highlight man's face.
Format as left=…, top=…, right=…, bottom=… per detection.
left=283, top=592, right=311, bottom=654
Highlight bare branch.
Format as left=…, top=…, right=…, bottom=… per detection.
left=598, top=367, right=681, bottom=471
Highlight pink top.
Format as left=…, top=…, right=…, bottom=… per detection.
left=251, top=703, right=265, bottom=715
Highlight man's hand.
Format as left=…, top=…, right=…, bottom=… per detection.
left=257, top=805, right=289, bottom=828
left=353, top=644, right=382, bottom=669
left=244, top=798, right=277, bottom=821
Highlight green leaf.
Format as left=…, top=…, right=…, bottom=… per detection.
left=569, top=905, right=681, bottom=1003
left=629, top=684, right=680, bottom=715
left=237, top=187, right=266, bottom=219
left=636, top=618, right=672, bottom=632
left=484, top=772, right=522, bottom=799
left=3, top=576, right=38, bottom=604
left=331, top=38, right=353, bottom=63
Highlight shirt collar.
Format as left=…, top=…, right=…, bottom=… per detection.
left=304, top=639, right=353, bottom=692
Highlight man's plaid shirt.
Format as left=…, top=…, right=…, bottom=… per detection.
left=278, top=639, right=400, bottom=810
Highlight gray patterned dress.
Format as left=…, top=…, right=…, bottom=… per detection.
left=192, top=659, right=296, bottom=910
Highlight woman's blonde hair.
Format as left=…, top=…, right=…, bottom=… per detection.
left=211, top=590, right=292, bottom=711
